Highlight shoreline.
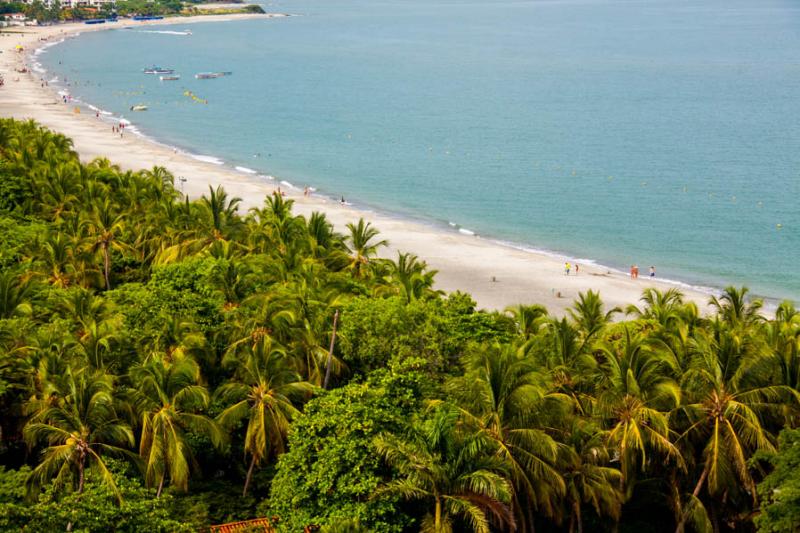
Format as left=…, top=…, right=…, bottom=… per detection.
left=1, top=16, right=742, bottom=315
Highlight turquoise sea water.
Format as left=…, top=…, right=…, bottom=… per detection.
left=36, top=0, right=800, bottom=302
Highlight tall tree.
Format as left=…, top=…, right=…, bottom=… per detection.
left=217, top=337, right=313, bottom=496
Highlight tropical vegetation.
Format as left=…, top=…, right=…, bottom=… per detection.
left=0, top=118, right=799, bottom=532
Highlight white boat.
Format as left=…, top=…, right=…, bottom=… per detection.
left=194, top=71, right=232, bottom=79
left=143, top=66, right=174, bottom=75
left=159, top=75, right=180, bottom=81
left=130, top=104, right=148, bottom=111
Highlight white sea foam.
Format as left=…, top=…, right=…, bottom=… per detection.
left=136, top=30, right=192, bottom=36
left=234, top=166, right=257, bottom=174
left=459, top=228, right=477, bottom=236
left=258, top=174, right=275, bottom=181
left=280, top=180, right=297, bottom=189
left=190, top=154, right=225, bottom=165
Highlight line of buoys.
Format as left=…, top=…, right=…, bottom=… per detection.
left=183, top=90, right=208, bottom=104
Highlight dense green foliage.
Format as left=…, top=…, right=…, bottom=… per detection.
left=2, top=0, right=264, bottom=22
left=754, top=429, right=800, bottom=532
left=0, top=118, right=799, bottom=532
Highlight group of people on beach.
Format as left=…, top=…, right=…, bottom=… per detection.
left=564, top=262, right=579, bottom=276
left=630, top=265, right=656, bottom=279
left=563, top=262, right=656, bottom=279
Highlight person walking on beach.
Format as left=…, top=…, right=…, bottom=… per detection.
left=649, top=266, right=655, bottom=278
left=633, top=265, right=639, bottom=279
left=565, top=262, right=571, bottom=275
left=575, top=263, right=579, bottom=275
left=630, top=265, right=635, bottom=278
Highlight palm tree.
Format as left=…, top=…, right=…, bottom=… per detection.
left=596, top=326, right=683, bottom=487
left=24, top=368, right=134, bottom=503
left=381, top=252, right=440, bottom=303
left=0, top=270, right=34, bottom=318
left=671, top=322, right=782, bottom=532
left=82, top=198, right=127, bottom=290
left=448, top=343, right=567, bottom=530
left=375, top=405, right=514, bottom=533
left=626, top=288, right=686, bottom=330
left=559, top=419, right=624, bottom=533
left=217, top=336, right=313, bottom=496
left=201, top=185, right=242, bottom=240
left=569, top=290, right=620, bottom=344
left=505, top=303, right=548, bottom=340
left=345, top=218, right=388, bottom=277
left=128, top=356, right=223, bottom=496
left=709, top=286, right=764, bottom=329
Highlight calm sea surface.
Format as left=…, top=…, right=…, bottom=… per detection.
left=37, top=0, right=800, bottom=302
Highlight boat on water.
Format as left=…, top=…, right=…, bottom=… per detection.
left=143, top=66, right=174, bottom=75
left=194, top=71, right=232, bottom=79
left=130, top=105, right=148, bottom=111
left=160, top=75, right=180, bottom=81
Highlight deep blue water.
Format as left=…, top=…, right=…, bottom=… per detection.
left=36, top=0, right=800, bottom=302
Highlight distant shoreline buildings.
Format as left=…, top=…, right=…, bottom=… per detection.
left=18, top=0, right=116, bottom=9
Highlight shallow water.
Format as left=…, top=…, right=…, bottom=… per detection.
left=37, top=0, right=800, bottom=302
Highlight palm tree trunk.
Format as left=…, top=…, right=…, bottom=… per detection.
left=102, top=241, right=111, bottom=290
left=156, top=472, right=166, bottom=498
left=67, top=453, right=87, bottom=532
left=574, top=501, right=583, bottom=533
left=77, top=452, right=86, bottom=494
left=243, top=455, right=257, bottom=497
left=434, top=496, right=442, bottom=532
left=675, top=464, right=709, bottom=533
left=323, top=310, right=339, bottom=389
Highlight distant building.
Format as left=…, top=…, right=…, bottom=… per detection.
left=20, top=0, right=116, bottom=9
left=2, top=13, right=28, bottom=26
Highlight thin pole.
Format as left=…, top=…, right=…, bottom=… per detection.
left=323, top=310, right=339, bottom=389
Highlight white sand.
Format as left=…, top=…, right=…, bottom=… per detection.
left=0, top=16, right=717, bottom=316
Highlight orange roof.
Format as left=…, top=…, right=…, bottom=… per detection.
left=209, top=518, right=275, bottom=533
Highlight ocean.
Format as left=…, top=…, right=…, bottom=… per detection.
left=35, top=0, right=800, bottom=303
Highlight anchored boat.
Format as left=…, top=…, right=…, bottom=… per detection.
left=194, top=71, right=232, bottom=79
left=143, top=66, right=174, bottom=75
left=130, top=104, right=148, bottom=111
left=160, top=75, right=181, bottom=81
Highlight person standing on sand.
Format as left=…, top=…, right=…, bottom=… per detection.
left=575, top=264, right=579, bottom=275
left=650, top=266, right=655, bottom=278
left=630, top=265, right=635, bottom=278
left=633, top=265, right=639, bottom=279
left=565, top=262, right=571, bottom=275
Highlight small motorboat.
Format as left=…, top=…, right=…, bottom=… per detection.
left=160, top=75, right=180, bottom=81
left=195, top=71, right=232, bottom=79
left=143, top=66, right=174, bottom=75
left=130, top=104, right=148, bottom=111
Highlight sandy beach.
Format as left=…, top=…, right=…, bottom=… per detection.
left=0, top=15, right=718, bottom=316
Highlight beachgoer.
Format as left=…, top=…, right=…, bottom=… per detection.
left=341, top=196, right=346, bottom=205
left=630, top=265, right=634, bottom=278
left=575, top=264, right=579, bottom=275
left=649, top=266, right=655, bottom=278
left=633, top=265, right=639, bottom=279
left=565, top=262, right=571, bottom=276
